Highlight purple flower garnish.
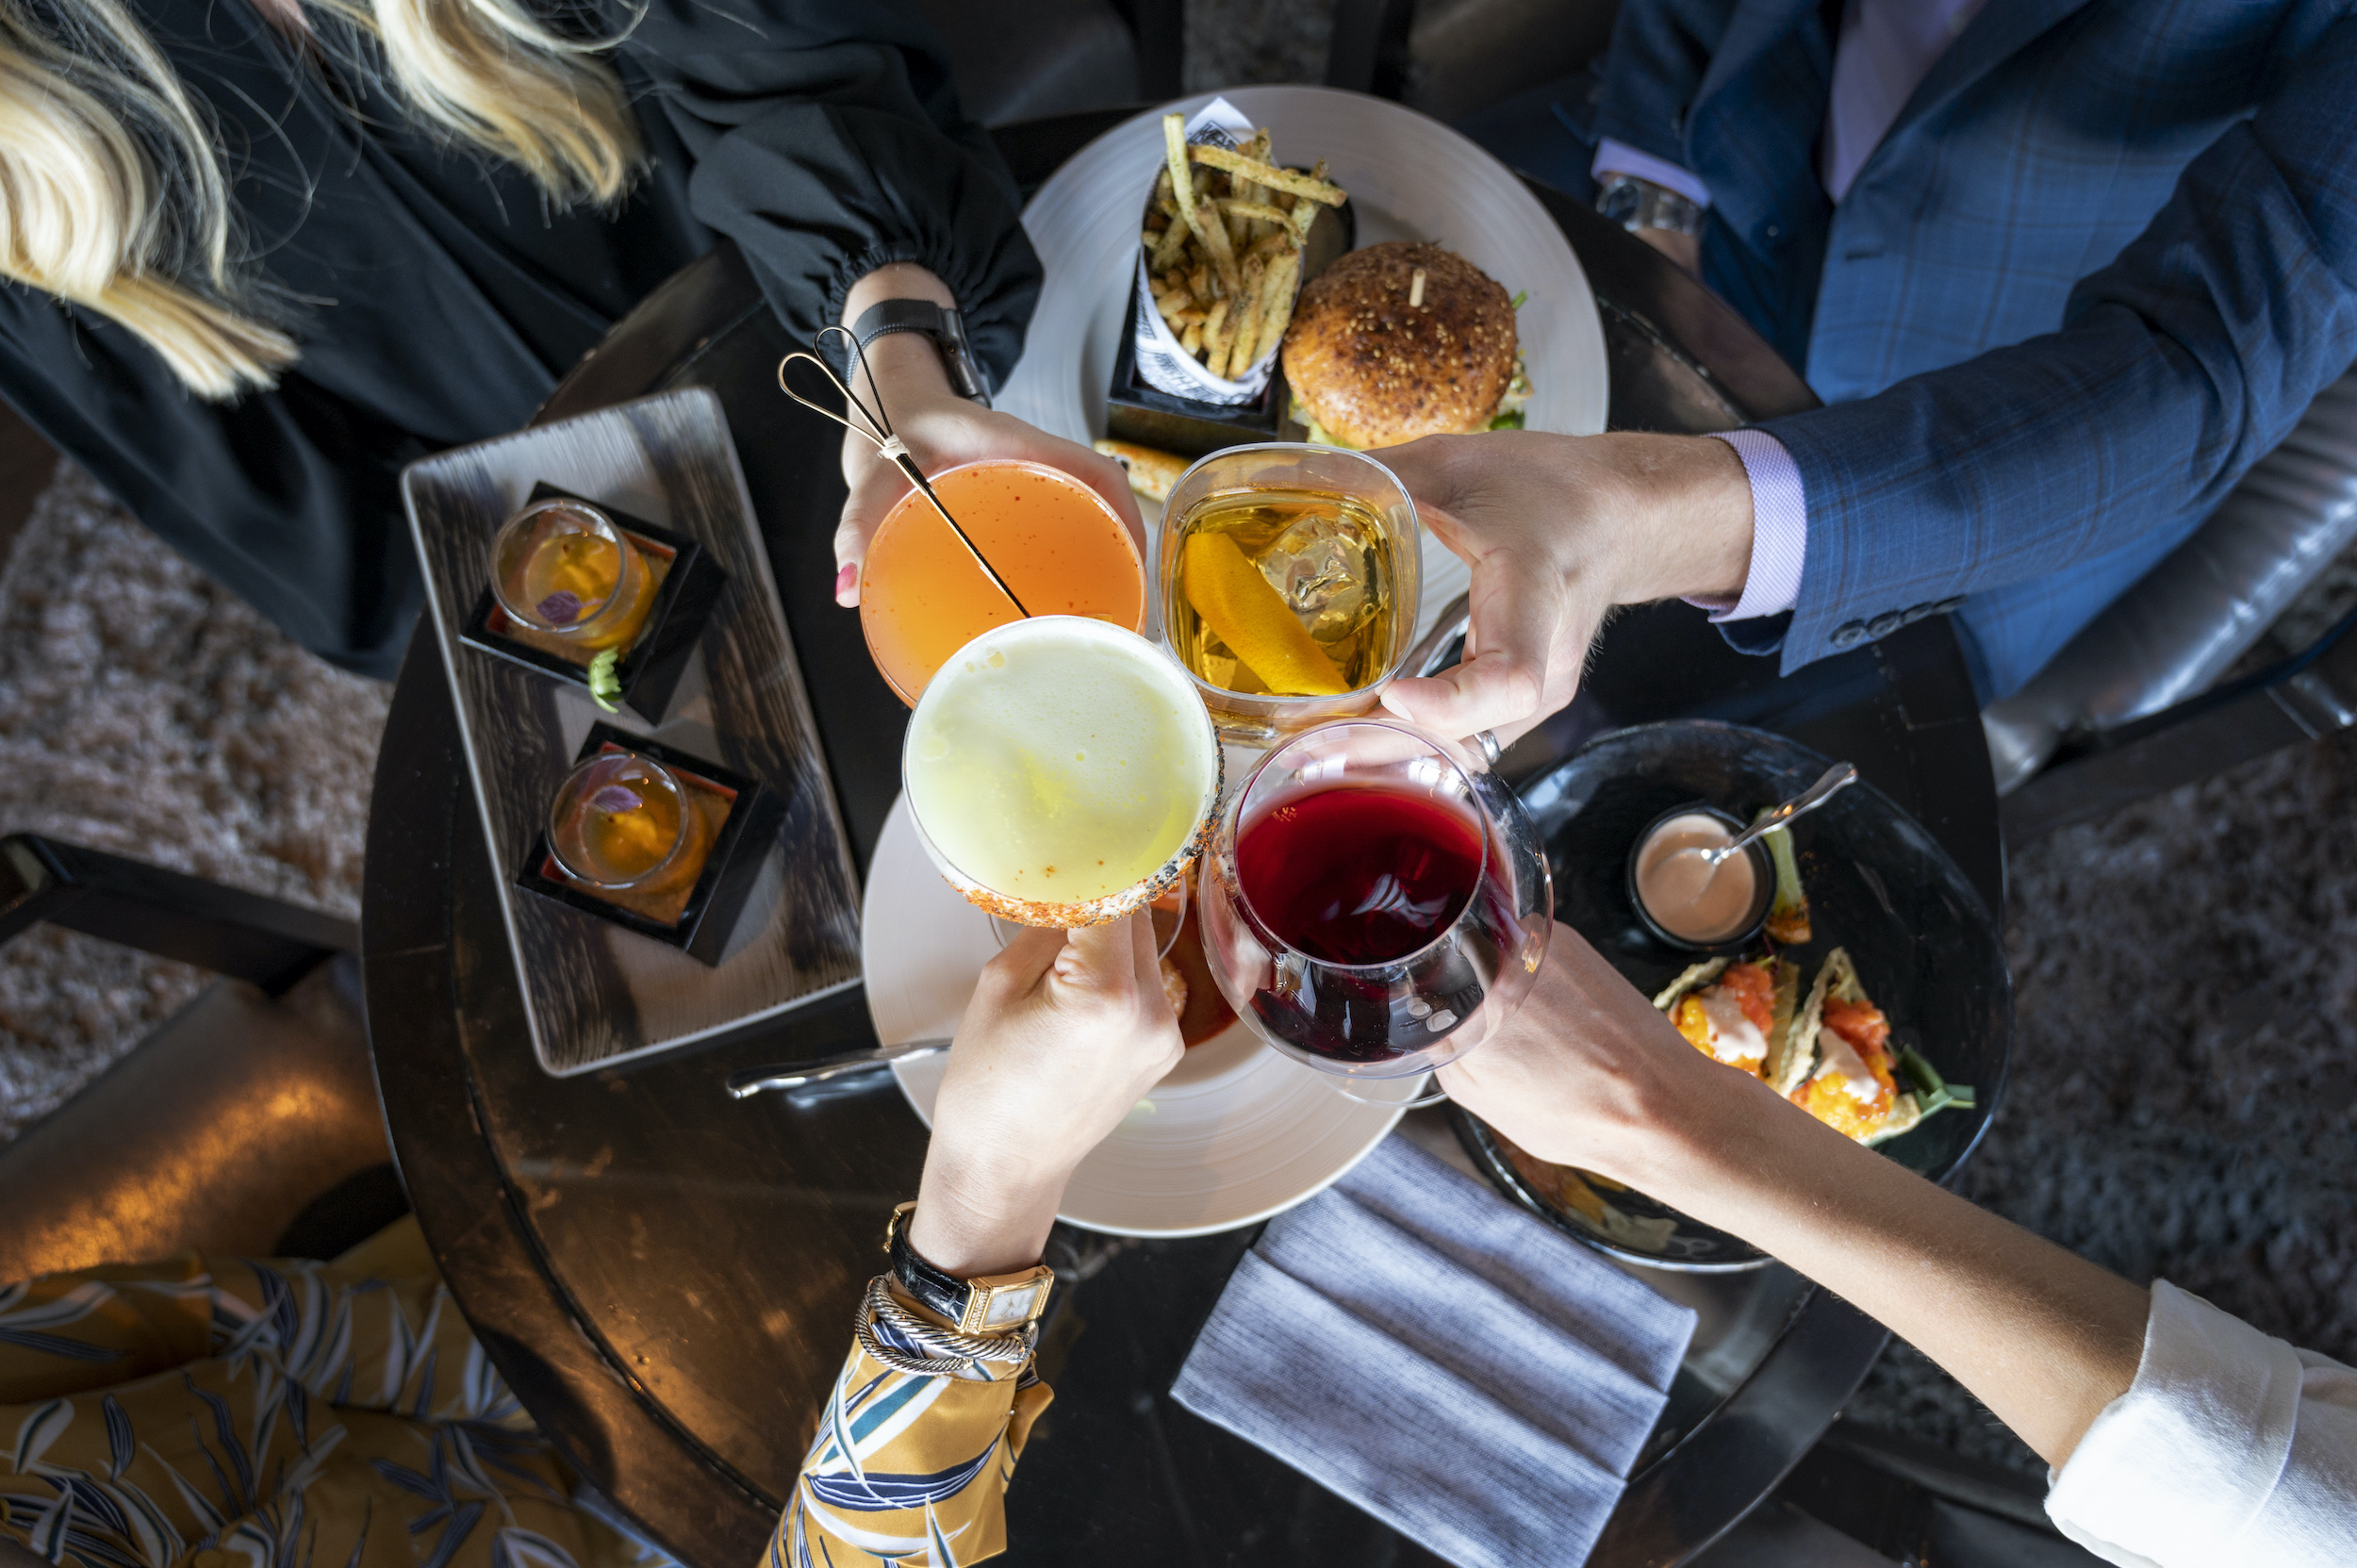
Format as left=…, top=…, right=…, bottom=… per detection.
left=590, top=784, right=642, bottom=815
left=536, top=589, right=583, bottom=625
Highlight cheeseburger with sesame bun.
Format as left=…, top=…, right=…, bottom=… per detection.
left=1280, top=241, right=1528, bottom=449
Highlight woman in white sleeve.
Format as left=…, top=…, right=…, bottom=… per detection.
left=1442, top=927, right=2357, bottom=1567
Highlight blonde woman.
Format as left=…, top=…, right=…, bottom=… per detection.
left=0, top=0, right=1129, bottom=675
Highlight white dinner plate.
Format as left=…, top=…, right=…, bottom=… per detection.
left=996, top=85, right=1612, bottom=644
left=862, top=793, right=1408, bottom=1237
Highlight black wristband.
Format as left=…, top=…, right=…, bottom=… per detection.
left=887, top=1212, right=974, bottom=1324
left=847, top=299, right=992, bottom=407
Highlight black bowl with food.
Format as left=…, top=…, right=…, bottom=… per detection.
left=1624, top=801, right=1774, bottom=954
left=1454, top=719, right=2012, bottom=1270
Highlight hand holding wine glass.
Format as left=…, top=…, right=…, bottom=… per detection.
left=1196, top=718, right=1552, bottom=1102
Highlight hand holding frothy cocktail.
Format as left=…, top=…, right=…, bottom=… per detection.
left=913, top=913, right=1182, bottom=1276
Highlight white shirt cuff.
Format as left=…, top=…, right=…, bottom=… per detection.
left=2046, top=1279, right=2357, bottom=1568
left=1685, top=430, right=1805, bottom=621
left=1591, top=140, right=1713, bottom=209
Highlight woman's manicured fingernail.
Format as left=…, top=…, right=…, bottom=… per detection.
left=834, top=564, right=858, bottom=605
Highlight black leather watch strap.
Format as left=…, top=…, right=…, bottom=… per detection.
left=883, top=1202, right=1054, bottom=1334
left=847, top=298, right=992, bottom=407
left=886, top=1205, right=972, bottom=1324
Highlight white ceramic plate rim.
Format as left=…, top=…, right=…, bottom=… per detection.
left=860, top=794, right=1408, bottom=1237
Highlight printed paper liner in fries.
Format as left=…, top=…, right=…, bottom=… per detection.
left=1133, top=97, right=1344, bottom=406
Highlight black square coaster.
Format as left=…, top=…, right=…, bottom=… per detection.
left=460, top=483, right=728, bottom=721
left=515, top=725, right=785, bottom=966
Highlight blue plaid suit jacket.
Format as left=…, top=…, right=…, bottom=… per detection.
left=1596, top=0, right=2357, bottom=696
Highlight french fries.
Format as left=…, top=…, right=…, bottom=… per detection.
left=1141, top=114, right=1346, bottom=381
left=1185, top=142, right=1349, bottom=209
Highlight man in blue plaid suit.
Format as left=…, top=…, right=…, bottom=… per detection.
left=1377, top=0, right=2357, bottom=735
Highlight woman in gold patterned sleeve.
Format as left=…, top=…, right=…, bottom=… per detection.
left=0, top=913, right=1173, bottom=1568
left=777, top=914, right=1181, bottom=1567
left=0, top=910, right=1174, bottom=1556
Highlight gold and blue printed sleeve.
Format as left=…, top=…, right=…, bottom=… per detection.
left=773, top=1283, right=1051, bottom=1568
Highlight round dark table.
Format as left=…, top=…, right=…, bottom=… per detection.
left=364, top=107, right=2004, bottom=1568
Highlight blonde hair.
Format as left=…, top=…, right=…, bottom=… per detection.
left=0, top=0, right=642, bottom=400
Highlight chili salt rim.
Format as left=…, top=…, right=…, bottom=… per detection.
left=953, top=748, right=1223, bottom=929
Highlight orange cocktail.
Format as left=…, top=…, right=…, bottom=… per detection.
left=859, top=459, right=1145, bottom=704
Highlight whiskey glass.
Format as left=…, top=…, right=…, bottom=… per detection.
left=1159, top=443, right=1421, bottom=744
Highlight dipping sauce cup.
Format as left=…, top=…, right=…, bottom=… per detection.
left=1626, top=803, right=1774, bottom=952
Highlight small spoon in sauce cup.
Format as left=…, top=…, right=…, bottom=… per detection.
left=1691, top=763, right=1857, bottom=869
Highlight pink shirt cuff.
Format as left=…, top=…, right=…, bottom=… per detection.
left=1685, top=430, right=1806, bottom=621
left=1591, top=140, right=1713, bottom=209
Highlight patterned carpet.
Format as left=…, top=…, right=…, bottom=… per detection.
left=0, top=464, right=386, bottom=1144
left=1851, top=734, right=2357, bottom=1475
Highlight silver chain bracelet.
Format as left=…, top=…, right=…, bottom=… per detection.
left=853, top=1276, right=1037, bottom=1377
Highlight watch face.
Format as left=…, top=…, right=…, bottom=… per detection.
left=978, top=1279, right=1046, bottom=1329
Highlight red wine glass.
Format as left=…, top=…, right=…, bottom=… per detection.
left=1196, top=719, right=1553, bottom=1105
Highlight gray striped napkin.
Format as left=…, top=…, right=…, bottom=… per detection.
left=1171, top=1134, right=1697, bottom=1568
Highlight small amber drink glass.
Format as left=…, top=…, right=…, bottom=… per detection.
left=492, top=500, right=658, bottom=652
left=547, top=751, right=711, bottom=898
left=1160, top=443, right=1421, bottom=743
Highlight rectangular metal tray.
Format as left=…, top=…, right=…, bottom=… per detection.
left=404, top=388, right=861, bottom=1075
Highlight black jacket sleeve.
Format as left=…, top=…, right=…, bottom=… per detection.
left=0, top=0, right=1039, bottom=680
left=616, top=0, right=1044, bottom=388
left=0, top=295, right=428, bottom=678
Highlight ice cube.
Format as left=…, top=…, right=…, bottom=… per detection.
left=1256, top=514, right=1367, bottom=635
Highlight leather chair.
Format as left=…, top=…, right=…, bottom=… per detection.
left=0, top=835, right=396, bottom=1279
left=1985, top=367, right=2357, bottom=832
left=1327, top=0, right=1620, bottom=117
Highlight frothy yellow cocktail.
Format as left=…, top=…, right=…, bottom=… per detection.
left=903, top=617, right=1220, bottom=922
